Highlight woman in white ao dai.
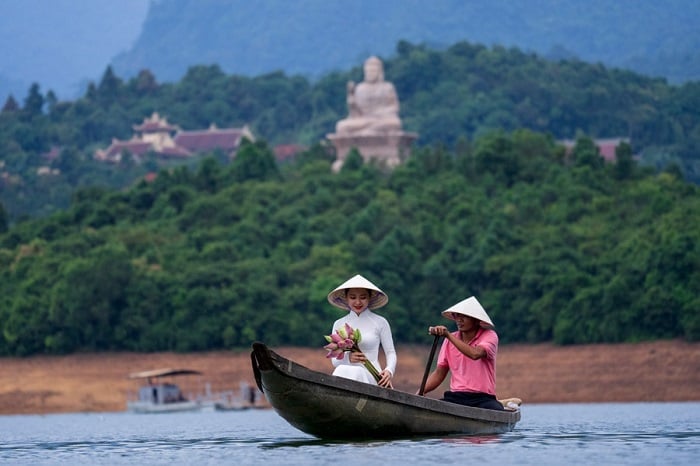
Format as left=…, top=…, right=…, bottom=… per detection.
left=327, top=274, right=397, bottom=388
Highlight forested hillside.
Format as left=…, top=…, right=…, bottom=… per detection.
left=0, top=134, right=698, bottom=356
left=2, top=40, right=699, bottom=224
left=1, top=38, right=699, bottom=356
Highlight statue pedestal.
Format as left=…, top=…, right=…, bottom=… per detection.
left=327, top=131, right=418, bottom=172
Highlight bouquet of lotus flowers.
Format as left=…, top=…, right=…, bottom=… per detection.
left=324, top=323, right=381, bottom=383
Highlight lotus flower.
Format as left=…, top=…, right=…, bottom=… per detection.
left=323, top=324, right=381, bottom=383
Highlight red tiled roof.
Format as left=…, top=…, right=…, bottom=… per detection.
left=42, top=146, right=61, bottom=161
left=174, top=128, right=245, bottom=152
left=157, top=145, right=192, bottom=158
left=133, top=112, right=178, bottom=133
left=559, top=137, right=631, bottom=163
left=134, top=121, right=178, bottom=132
left=101, top=140, right=153, bottom=158
left=274, top=144, right=306, bottom=161
left=595, top=139, right=627, bottom=162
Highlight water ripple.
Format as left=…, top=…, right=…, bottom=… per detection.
left=0, top=403, right=698, bottom=466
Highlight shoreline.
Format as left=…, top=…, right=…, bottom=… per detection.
left=1, top=340, right=698, bottom=415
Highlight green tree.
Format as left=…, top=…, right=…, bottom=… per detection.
left=0, top=202, right=7, bottom=233
left=572, top=136, right=605, bottom=169
left=22, top=83, right=45, bottom=118
left=48, top=243, right=134, bottom=351
left=613, top=141, right=636, bottom=180
left=2, top=95, right=19, bottom=113
left=230, top=139, right=279, bottom=182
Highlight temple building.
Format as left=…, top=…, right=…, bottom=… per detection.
left=95, top=112, right=255, bottom=163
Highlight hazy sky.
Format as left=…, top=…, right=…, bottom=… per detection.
left=0, top=0, right=150, bottom=99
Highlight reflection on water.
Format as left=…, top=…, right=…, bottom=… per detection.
left=260, top=437, right=356, bottom=449
left=440, top=434, right=502, bottom=444
left=261, top=433, right=504, bottom=449
left=0, top=403, right=698, bottom=465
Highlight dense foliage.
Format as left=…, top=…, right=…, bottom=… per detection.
left=1, top=39, right=699, bottom=355
left=2, top=40, right=700, bottom=224
left=1, top=134, right=698, bottom=356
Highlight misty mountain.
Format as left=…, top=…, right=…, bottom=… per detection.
left=111, top=0, right=700, bottom=85
left=0, top=0, right=148, bottom=101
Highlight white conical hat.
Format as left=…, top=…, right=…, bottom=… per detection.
left=327, top=274, right=388, bottom=310
left=441, top=296, right=494, bottom=327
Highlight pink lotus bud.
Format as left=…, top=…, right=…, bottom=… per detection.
left=344, top=323, right=354, bottom=339
left=325, top=347, right=344, bottom=359
left=323, top=342, right=339, bottom=351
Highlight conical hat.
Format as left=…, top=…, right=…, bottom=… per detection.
left=441, top=296, right=494, bottom=327
left=327, top=274, right=388, bottom=310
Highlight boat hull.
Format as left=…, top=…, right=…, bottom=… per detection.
left=251, top=342, right=520, bottom=439
left=127, top=400, right=202, bottom=414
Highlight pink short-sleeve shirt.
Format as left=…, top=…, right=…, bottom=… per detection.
left=436, top=327, right=498, bottom=395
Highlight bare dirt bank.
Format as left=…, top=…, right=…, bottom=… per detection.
left=1, top=340, right=698, bottom=415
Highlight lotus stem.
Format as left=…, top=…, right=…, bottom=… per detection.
left=363, top=360, right=382, bottom=383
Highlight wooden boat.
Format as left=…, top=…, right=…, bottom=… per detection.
left=250, top=342, right=521, bottom=439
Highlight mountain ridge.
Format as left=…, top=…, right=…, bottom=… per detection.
left=111, top=0, right=700, bottom=85
left=3, top=0, right=698, bottom=102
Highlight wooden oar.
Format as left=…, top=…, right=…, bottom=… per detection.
left=418, top=334, right=440, bottom=396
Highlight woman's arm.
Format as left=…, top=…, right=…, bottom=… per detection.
left=380, top=321, right=397, bottom=376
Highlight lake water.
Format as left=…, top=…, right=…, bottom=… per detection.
left=0, top=402, right=697, bottom=465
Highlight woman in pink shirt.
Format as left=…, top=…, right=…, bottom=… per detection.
left=419, top=296, right=504, bottom=410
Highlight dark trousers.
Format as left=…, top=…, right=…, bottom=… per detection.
left=442, top=390, right=504, bottom=410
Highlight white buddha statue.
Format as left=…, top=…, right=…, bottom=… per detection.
left=335, top=56, right=402, bottom=135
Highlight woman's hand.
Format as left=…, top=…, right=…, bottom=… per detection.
left=349, top=351, right=366, bottom=364
left=378, top=369, right=393, bottom=389
left=349, top=351, right=392, bottom=388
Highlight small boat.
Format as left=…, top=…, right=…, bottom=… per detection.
left=127, top=368, right=260, bottom=413
left=250, top=342, right=521, bottom=439
left=126, top=368, right=207, bottom=414
left=212, top=380, right=268, bottom=411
